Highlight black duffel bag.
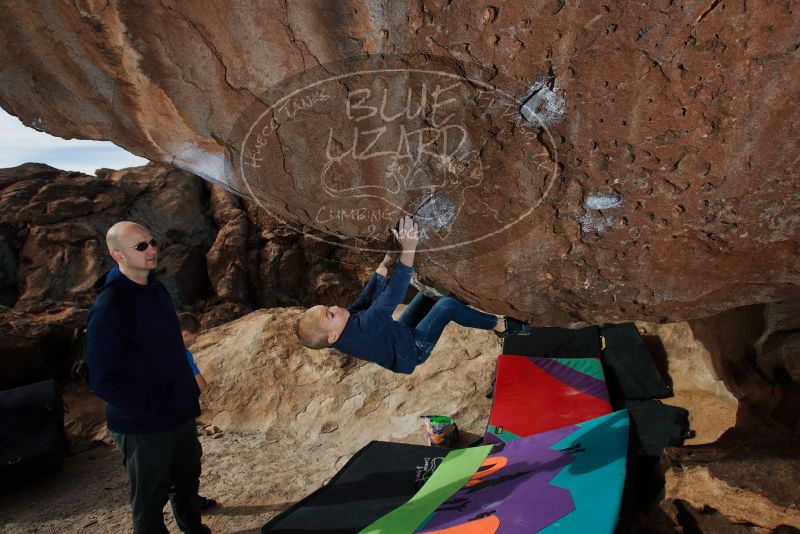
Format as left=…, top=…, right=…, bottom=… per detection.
left=0, top=379, right=68, bottom=482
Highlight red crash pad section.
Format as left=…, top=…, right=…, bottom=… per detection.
left=487, top=354, right=612, bottom=439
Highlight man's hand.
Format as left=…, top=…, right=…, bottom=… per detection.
left=376, top=251, right=397, bottom=277
left=391, top=216, right=419, bottom=267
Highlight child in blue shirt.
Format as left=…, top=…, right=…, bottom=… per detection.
left=296, top=217, right=530, bottom=373
left=179, top=313, right=208, bottom=392
left=177, top=313, right=215, bottom=511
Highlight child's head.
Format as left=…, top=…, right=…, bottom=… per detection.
left=178, top=312, right=200, bottom=348
left=296, top=305, right=350, bottom=349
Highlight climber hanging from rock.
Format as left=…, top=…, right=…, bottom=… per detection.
left=296, top=216, right=532, bottom=374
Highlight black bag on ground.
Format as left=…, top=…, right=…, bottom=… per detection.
left=0, top=379, right=68, bottom=482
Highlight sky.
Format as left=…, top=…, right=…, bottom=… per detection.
left=0, top=109, right=148, bottom=175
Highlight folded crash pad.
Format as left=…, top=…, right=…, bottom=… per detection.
left=502, top=326, right=602, bottom=359
left=261, top=441, right=449, bottom=533
left=600, top=323, right=672, bottom=400
left=485, top=355, right=613, bottom=443
left=418, top=411, right=630, bottom=534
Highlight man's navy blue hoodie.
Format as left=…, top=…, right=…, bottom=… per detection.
left=87, top=267, right=200, bottom=434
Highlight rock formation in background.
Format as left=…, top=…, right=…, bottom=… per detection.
left=0, top=162, right=371, bottom=389
left=0, top=163, right=215, bottom=311
left=651, top=300, right=800, bottom=436
left=0, top=1, right=797, bottom=324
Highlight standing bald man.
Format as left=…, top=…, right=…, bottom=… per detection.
left=87, top=221, right=210, bottom=534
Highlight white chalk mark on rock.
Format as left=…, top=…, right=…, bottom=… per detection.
left=584, top=194, right=622, bottom=210
left=416, top=194, right=457, bottom=240
left=170, top=143, right=227, bottom=187
left=520, top=79, right=565, bottom=127
left=578, top=211, right=614, bottom=233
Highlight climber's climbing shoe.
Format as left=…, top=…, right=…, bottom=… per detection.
left=495, top=317, right=533, bottom=338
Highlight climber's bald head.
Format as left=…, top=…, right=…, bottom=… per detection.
left=105, top=221, right=158, bottom=282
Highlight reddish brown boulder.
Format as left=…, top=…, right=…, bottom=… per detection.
left=758, top=299, right=800, bottom=385
left=756, top=299, right=800, bottom=431
left=0, top=2, right=798, bottom=323
left=206, top=186, right=249, bottom=302
left=0, top=163, right=215, bottom=312
left=206, top=215, right=249, bottom=302
left=0, top=305, right=85, bottom=390
left=0, top=163, right=217, bottom=386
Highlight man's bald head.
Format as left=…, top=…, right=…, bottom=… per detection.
left=105, top=221, right=158, bottom=282
left=106, top=221, right=148, bottom=252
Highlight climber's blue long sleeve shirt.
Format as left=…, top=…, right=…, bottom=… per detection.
left=332, top=262, right=419, bottom=373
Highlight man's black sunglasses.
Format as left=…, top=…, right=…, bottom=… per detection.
left=131, top=238, right=158, bottom=252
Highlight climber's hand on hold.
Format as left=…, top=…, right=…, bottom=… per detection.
left=391, top=216, right=419, bottom=267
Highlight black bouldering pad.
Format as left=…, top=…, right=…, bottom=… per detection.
left=261, top=441, right=448, bottom=533
left=625, top=399, right=692, bottom=458
left=502, top=326, right=602, bottom=358
left=0, top=379, right=67, bottom=483
left=600, top=323, right=672, bottom=400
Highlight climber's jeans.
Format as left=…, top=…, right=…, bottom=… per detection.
left=110, top=419, right=205, bottom=534
left=399, top=294, right=498, bottom=366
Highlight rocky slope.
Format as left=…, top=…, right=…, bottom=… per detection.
left=194, top=308, right=498, bottom=442
left=0, top=1, right=798, bottom=323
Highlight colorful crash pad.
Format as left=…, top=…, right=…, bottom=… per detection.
left=485, top=355, right=612, bottom=443
left=361, top=445, right=493, bottom=534
left=418, top=411, right=630, bottom=534
left=503, top=323, right=673, bottom=404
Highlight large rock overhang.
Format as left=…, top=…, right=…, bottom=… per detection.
left=1, top=1, right=798, bottom=324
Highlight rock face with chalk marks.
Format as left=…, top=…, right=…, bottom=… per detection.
left=0, top=1, right=799, bottom=325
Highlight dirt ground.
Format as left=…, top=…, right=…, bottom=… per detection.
left=0, top=378, right=479, bottom=534
left=0, top=381, right=375, bottom=533
left=0, top=427, right=346, bottom=534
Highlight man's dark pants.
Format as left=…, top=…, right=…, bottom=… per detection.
left=111, top=419, right=205, bottom=534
